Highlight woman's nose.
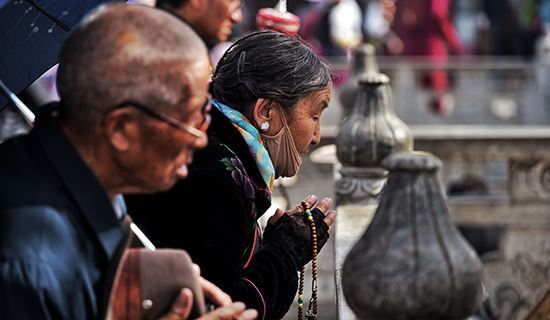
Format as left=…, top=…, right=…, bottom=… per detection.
left=311, top=124, right=321, bottom=146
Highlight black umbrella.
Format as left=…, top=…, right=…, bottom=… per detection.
left=0, top=0, right=122, bottom=110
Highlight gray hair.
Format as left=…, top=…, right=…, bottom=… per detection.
left=211, top=30, right=332, bottom=114
left=57, top=3, right=206, bottom=128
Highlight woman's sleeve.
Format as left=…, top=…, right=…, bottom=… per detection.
left=171, top=168, right=298, bottom=320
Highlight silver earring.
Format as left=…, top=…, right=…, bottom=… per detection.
left=260, top=122, right=270, bottom=131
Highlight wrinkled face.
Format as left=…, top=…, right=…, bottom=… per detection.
left=287, top=87, right=331, bottom=154
left=196, top=0, right=242, bottom=45
left=129, top=58, right=212, bottom=193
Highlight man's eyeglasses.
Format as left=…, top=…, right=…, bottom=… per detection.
left=109, top=95, right=211, bottom=139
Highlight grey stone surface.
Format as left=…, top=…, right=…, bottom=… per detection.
left=482, top=228, right=550, bottom=319
left=334, top=203, right=378, bottom=320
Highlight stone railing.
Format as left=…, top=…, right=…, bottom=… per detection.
left=415, top=125, right=550, bottom=320
left=312, top=125, right=550, bottom=319
left=322, top=56, right=549, bottom=128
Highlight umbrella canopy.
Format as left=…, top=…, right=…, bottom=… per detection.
left=0, top=0, right=122, bottom=109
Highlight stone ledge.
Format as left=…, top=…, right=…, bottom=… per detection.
left=449, top=200, right=550, bottom=227
left=321, top=125, right=550, bottom=140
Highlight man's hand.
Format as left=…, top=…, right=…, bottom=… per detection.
left=160, top=264, right=256, bottom=319
left=193, top=264, right=232, bottom=307
left=159, top=288, right=194, bottom=320
left=197, top=302, right=257, bottom=320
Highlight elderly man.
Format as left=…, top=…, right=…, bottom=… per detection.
left=0, top=3, right=255, bottom=320
left=156, top=0, right=243, bottom=47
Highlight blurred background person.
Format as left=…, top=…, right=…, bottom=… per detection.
left=155, top=0, right=243, bottom=47
left=156, top=0, right=244, bottom=65
left=481, top=0, right=541, bottom=56
left=390, top=0, right=464, bottom=116
left=299, top=0, right=362, bottom=57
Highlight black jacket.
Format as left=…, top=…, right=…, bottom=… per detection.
left=0, top=104, right=127, bottom=319
left=126, top=107, right=299, bottom=319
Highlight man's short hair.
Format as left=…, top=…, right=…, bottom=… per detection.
left=57, top=3, right=205, bottom=129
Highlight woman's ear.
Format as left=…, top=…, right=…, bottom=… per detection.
left=252, top=98, right=274, bottom=129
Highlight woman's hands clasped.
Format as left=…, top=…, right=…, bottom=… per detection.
left=263, top=195, right=337, bottom=269
left=269, top=195, right=336, bottom=231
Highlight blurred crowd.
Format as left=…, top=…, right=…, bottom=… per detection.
left=235, top=0, right=548, bottom=58
left=3, top=0, right=550, bottom=133
left=219, top=0, right=549, bottom=116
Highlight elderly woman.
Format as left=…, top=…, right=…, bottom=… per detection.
left=126, top=30, right=336, bottom=319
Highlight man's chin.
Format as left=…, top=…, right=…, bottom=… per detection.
left=152, top=179, right=179, bottom=193
left=151, top=173, right=184, bottom=193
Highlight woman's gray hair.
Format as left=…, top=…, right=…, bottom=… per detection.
left=211, top=30, right=332, bottom=114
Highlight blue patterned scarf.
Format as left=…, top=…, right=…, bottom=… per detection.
left=212, top=100, right=275, bottom=192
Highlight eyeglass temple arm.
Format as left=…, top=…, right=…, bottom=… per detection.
left=0, top=78, right=35, bottom=127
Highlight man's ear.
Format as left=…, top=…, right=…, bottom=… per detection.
left=103, top=109, right=140, bottom=152
left=252, top=98, right=275, bottom=129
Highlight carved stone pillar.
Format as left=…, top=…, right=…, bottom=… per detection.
left=335, top=71, right=413, bottom=205
left=509, top=159, right=550, bottom=202
left=334, top=53, right=413, bottom=319
left=482, top=158, right=550, bottom=319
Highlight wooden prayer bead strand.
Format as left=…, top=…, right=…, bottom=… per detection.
left=298, top=267, right=305, bottom=320
left=306, top=217, right=318, bottom=320
left=298, top=201, right=319, bottom=320
left=311, top=222, right=318, bottom=316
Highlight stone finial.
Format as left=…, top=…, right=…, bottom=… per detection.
left=382, top=151, right=442, bottom=172
left=340, top=43, right=379, bottom=116
left=342, top=151, right=483, bottom=319
left=336, top=72, right=413, bottom=168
